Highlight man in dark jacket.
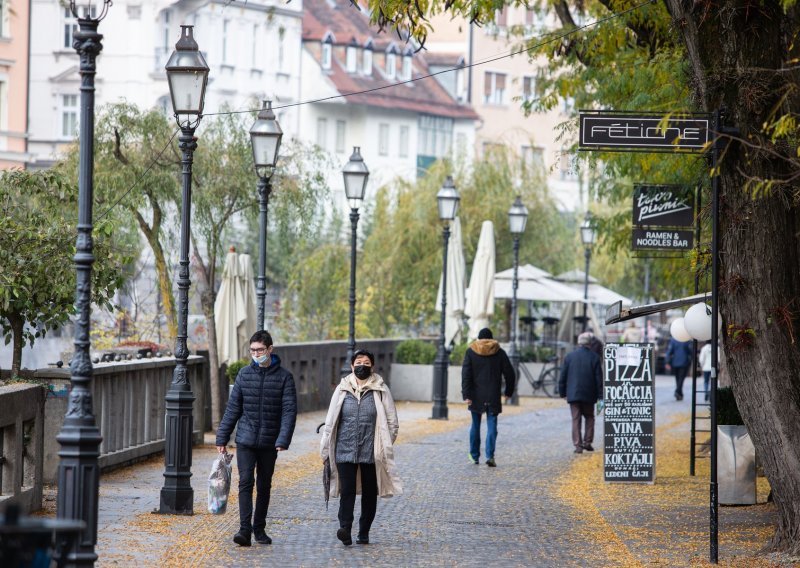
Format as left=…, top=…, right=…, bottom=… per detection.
left=216, top=330, right=297, bottom=547
left=665, top=336, right=694, bottom=401
left=558, top=332, right=603, bottom=454
left=461, top=328, right=515, bottom=467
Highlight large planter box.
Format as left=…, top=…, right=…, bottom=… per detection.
left=390, top=364, right=462, bottom=402
left=718, top=424, right=757, bottom=505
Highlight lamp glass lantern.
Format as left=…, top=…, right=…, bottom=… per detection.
left=508, top=196, right=529, bottom=234
left=580, top=211, right=597, bottom=247
left=68, top=0, right=110, bottom=19
left=437, top=176, right=460, bottom=221
left=165, top=25, right=210, bottom=124
left=250, top=100, right=283, bottom=175
left=343, top=146, right=370, bottom=209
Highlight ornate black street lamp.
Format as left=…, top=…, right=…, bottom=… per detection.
left=339, top=147, right=370, bottom=376
left=158, top=24, right=209, bottom=515
left=55, top=0, right=112, bottom=565
left=249, top=100, right=283, bottom=331
left=580, top=211, right=597, bottom=333
left=507, top=196, right=528, bottom=406
left=432, top=176, right=460, bottom=420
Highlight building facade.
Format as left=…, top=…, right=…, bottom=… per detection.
left=28, top=0, right=304, bottom=166
left=426, top=6, right=584, bottom=211
left=0, top=0, right=33, bottom=168
left=300, top=0, right=477, bottom=201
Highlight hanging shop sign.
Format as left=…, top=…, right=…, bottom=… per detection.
left=632, top=185, right=695, bottom=227
left=603, top=343, right=656, bottom=483
left=579, top=112, right=711, bottom=152
left=631, top=228, right=694, bottom=252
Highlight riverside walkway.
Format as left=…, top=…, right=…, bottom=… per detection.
left=38, top=376, right=776, bottom=567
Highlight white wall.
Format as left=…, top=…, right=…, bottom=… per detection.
left=28, top=0, right=303, bottom=164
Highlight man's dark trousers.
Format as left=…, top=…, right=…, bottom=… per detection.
left=674, top=366, right=689, bottom=399
left=570, top=402, right=594, bottom=449
left=237, top=446, right=278, bottom=533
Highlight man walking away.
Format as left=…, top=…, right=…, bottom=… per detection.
left=461, top=328, right=515, bottom=467
left=216, top=330, right=297, bottom=547
left=558, top=332, right=603, bottom=454
left=665, top=336, right=693, bottom=401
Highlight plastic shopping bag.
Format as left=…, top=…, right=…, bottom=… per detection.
left=208, top=451, right=234, bottom=514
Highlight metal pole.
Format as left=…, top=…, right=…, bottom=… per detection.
left=340, top=208, right=360, bottom=376
left=56, top=16, right=103, bottom=567
left=256, top=175, right=271, bottom=331
left=643, top=260, right=650, bottom=342
left=582, top=247, right=591, bottom=332
left=709, top=109, right=722, bottom=564
left=158, top=125, right=197, bottom=515
left=509, top=236, right=521, bottom=405
left=431, top=224, right=451, bottom=419
left=690, top=185, right=703, bottom=477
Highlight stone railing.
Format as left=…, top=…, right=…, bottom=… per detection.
left=0, top=384, right=45, bottom=514
left=35, top=356, right=208, bottom=483
left=272, top=339, right=403, bottom=413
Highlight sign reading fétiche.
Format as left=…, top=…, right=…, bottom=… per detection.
left=631, top=228, right=694, bottom=252
left=579, top=112, right=711, bottom=152
left=632, top=185, right=695, bottom=227
left=603, top=343, right=655, bottom=483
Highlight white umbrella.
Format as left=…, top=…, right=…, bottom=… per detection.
left=555, top=270, right=633, bottom=307
left=464, top=220, right=496, bottom=341
left=214, top=250, right=246, bottom=366
left=436, top=217, right=466, bottom=346
left=237, top=253, right=258, bottom=359
left=494, top=277, right=584, bottom=303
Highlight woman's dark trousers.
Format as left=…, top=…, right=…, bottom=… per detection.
left=237, top=446, right=278, bottom=533
left=337, top=462, right=378, bottom=538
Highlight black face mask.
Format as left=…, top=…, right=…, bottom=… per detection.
left=353, top=365, right=372, bottom=380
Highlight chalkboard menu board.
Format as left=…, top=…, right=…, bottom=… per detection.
left=603, top=343, right=655, bottom=483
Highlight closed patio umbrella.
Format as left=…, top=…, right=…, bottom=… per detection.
left=436, top=216, right=467, bottom=347
left=464, top=220, right=496, bottom=341
left=214, top=249, right=246, bottom=366
left=237, top=253, right=258, bottom=358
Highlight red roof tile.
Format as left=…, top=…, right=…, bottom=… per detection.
left=303, top=0, right=478, bottom=120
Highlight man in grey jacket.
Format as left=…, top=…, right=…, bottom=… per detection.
left=558, top=332, right=603, bottom=454
left=216, top=330, right=297, bottom=547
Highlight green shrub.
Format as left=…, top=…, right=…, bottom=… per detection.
left=395, top=339, right=436, bottom=364
left=519, top=346, right=536, bottom=362
left=449, top=342, right=469, bottom=365
left=226, top=359, right=249, bottom=384
left=717, top=387, right=744, bottom=425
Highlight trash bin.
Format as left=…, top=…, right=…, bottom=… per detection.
left=0, top=504, right=85, bottom=568
left=718, top=424, right=757, bottom=505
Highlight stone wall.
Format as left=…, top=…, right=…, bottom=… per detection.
left=0, top=384, right=45, bottom=514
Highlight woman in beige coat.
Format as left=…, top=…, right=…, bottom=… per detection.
left=320, top=349, right=402, bottom=546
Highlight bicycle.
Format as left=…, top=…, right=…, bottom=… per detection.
left=519, top=355, right=560, bottom=398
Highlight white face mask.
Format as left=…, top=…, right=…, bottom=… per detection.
left=253, top=353, right=269, bottom=365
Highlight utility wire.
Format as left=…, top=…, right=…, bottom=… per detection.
left=95, top=127, right=179, bottom=221
left=94, top=0, right=656, bottom=220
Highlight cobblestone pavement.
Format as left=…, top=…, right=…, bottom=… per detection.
left=50, top=375, right=776, bottom=567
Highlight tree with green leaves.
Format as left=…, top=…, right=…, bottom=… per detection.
left=334, top=0, right=800, bottom=555
left=64, top=103, right=181, bottom=342
left=0, top=169, right=132, bottom=376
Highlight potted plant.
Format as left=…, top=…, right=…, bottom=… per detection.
left=717, top=387, right=757, bottom=505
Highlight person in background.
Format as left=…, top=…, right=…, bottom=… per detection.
left=665, top=335, right=694, bottom=401
left=621, top=322, right=644, bottom=343
left=558, top=332, right=603, bottom=454
left=216, top=330, right=297, bottom=547
left=461, top=328, right=515, bottom=467
left=586, top=328, right=604, bottom=359
left=698, top=340, right=718, bottom=401
left=320, top=349, right=402, bottom=547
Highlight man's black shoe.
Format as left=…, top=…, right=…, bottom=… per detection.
left=356, top=535, right=370, bottom=544
left=574, top=447, right=583, bottom=454
left=583, top=444, right=595, bottom=452
left=486, top=458, right=496, bottom=467
left=254, top=530, right=272, bottom=545
left=337, top=527, right=353, bottom=546
left=233, top=530, right=252, bottom=547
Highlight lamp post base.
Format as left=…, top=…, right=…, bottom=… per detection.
left=159, top=487, right=195, bottom=516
